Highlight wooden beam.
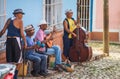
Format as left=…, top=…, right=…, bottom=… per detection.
left=103, top=0, right=109, bottom=56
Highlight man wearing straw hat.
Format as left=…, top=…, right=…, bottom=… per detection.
left=24, top=25, right=49, bottom=77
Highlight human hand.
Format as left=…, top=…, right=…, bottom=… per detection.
left=23, top=43, right=27, bottom=49
left=76, top=24, right=80, bottom=28
left=72, top=32, right=77, bottom=38
left=33, top=44, right=40, bottom=49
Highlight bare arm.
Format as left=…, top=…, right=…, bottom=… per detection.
left=19, top=20, right=27, bottom=48
left=45, top=33, right=53, bottom=40
left=0, top=18, right=11, bottom=37
left=25, top=44, right=39, bottom=50
left=63, top=20, right=72, bottom=34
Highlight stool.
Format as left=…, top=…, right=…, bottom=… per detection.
left=47, top=55, right=55, bottom=69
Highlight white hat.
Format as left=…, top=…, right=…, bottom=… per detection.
left=65, top=9, right=73, bottom=14
left=39, top=20, right=47, bottom=26
left=24, top=24, right=34, bottom=31
left=44, top=30, right=52, bottom=34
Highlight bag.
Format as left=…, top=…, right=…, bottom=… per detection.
left=65, top=66, right=74, bottom=72
left=62, top=62, right=74, bottom=72
left=4, top=73, right=14, bottom=79
left=18, top=62, right=28, bottom=76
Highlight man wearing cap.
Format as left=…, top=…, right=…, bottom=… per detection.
left=24, top=25, right=49, bottom=77
left=35, top=20, right=64, bottom=71
left=63, top=9, right=77, bottom=61
left=0, top=9, right=27, bottom=79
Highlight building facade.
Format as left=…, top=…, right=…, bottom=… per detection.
left=77, top=0, right=120, bottom=42
left=43, top=0, right=62, bottom=30
left=0, top=0, right=6, bottom=51
left=0, top=0, right=63, bottom=51
left=0, top=0, right=120, bottom=51
left=91, top=0, right=120, bottom=42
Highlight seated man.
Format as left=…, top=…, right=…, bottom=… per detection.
left=24, top=25, right=49, bottom=77
left=35, top=20, right=64, bottom=71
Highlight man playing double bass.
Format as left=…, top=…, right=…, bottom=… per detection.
left=63, top=9, right=78, bottom=62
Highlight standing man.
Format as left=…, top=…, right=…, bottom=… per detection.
left=63, top=9, right=77, bottom=61
left=0, top=9, right=27, bottom=79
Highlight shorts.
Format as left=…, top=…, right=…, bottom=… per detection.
left=6, top=38, right=22, bottom=63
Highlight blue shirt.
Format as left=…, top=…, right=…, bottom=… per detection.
left=25, top=36, right=35, bottom=56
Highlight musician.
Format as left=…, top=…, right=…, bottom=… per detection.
left=24, top=25, right=49, bottom=77
left=63, top=9, right=77, bottom=60
left=35, top=20, right=64, bottom=71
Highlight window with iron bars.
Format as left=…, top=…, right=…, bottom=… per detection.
left=77, top=0, right=91, bottom=31
left=44, top=0, right=63, bottom=31
left=0, top=0, right=6, bottom=51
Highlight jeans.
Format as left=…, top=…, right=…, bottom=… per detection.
left=25, top=52, right=47, bottom=73
left=45, top=45, right=62, bottom=66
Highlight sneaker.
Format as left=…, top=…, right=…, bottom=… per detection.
left=56, top=64, right=66, bottom=70
left=54, top=64, right=66, bottom=72
left=31, top=70, right=39, bottom=77
left=53, top=66, right=63, bottom=72
left=39, top=72, right=51, bottom=77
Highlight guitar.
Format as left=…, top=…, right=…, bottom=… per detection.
left=45, top=26, right=57, bottom=48
left=46, top=39, right=53, bottom=48
left=45, top=32, right=53, bottom=48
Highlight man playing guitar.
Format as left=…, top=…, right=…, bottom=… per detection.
left=34, top=20, right=65, bottom=71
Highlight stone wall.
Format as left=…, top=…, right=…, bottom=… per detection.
left=52, top=31, right=63, bottom=52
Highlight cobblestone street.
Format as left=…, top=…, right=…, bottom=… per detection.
left=18, top=42, right=120, bottom=79
left=52, top=52, right=120, bottom=79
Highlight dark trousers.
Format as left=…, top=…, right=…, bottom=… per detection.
left=6, top=38, right=21, bottom=79
left=6, top=38, right=21, bottom=63
left=63, top=36, right=73, bottom=58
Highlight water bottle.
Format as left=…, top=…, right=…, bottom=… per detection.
left=40, top=43, right=45, bottom=48
left=36, top=41, right=41, bottom=46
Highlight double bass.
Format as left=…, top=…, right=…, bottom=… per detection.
left=69, top=17, right=92, bottom=62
